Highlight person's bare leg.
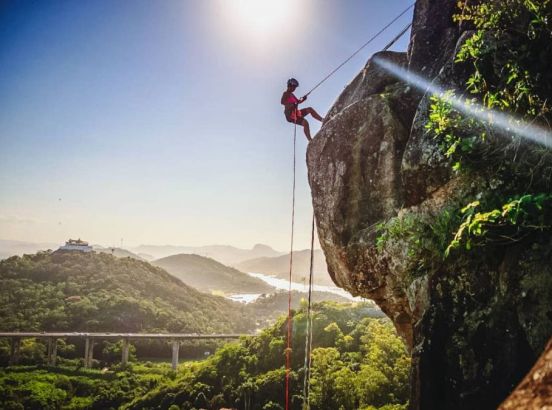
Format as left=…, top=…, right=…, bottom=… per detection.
left=302, top=120, right=312, bottom=141
left=304, top=107, right=324, bottom=122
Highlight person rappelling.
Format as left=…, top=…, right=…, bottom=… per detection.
left=281, top=78, right=324, bottom=141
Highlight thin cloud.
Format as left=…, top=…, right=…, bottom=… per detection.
left=0, top=215, right=40, bottom=225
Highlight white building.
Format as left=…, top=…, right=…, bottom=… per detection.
left=58, top=238, right=93, bottom=253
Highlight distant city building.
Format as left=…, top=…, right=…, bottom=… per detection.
left=58, top=238, right=93, bottom=253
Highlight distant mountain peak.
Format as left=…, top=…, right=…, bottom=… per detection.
left=252, top=243, right=275, bottom=251
left=131, top=243, right=283, bottom=265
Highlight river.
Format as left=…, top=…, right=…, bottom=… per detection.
left=227, top=271, right=364, bottom=303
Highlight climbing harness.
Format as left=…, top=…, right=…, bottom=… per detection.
left=284, top=5, right=415, bottom=409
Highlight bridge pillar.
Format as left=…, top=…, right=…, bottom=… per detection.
left=171, top=340, right=179, bottom=371
left=121, top=339, right=130, bottom=366
left=84, top=337, right=89, bottom=367
left=47, top=338, right=58, bottom=366
left=84, top=338, right=95, bottom=368
left=9, top=338, right=21, bottom=365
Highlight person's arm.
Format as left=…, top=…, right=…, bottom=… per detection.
left=281, top=91, right=290, bottom=105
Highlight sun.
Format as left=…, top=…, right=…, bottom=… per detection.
left=222, top=0, right=302, bottom=43
left=233, top=0, right=294, bottom=34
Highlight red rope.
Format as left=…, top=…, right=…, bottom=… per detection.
left=302, top=214, right=316, bottom=408
left=285, top=123, right=297, bottom=410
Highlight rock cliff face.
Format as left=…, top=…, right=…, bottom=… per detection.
left=307, top=0, right=552, bottom=409
left=499, top=338, right=552, bottom=410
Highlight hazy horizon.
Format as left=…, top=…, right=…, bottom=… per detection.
left=0, top=236, right=328, bottom=254
left=0, top=0, right=413, bottom=250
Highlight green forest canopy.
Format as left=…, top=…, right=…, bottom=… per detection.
left=0, top=251, right=254, bottom=334
left=0, top=302, right=410, bottom=410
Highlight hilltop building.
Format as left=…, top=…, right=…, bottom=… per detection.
left=58, top=238, right=93, bottom=253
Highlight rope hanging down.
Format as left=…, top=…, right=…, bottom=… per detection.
left=302, top=215, right=316, bottom=409
left=285, top=123, right=297, bottom=410
left=304, top=2, right=415, bottom=97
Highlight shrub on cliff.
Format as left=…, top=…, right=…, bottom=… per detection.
left=425, top=0, right=552, bottom=256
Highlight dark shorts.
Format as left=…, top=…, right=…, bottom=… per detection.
left=285, top=108, right=307, bottom=125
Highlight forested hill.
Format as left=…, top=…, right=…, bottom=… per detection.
left=0, top=251, right=254, bottom=333
left=152, top=253, right=273, bottom=294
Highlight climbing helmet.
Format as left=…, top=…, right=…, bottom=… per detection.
left=287, top=78, right=299, bottom=88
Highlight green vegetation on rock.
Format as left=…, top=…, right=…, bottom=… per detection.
left=376, top=0, right=552, bottom=282
left=426, top=0, right=552, bottom=256
left=364, top=2, right=552, bottom=407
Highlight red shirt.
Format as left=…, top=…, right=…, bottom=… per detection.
left=281, top=91, right=302, bottom=120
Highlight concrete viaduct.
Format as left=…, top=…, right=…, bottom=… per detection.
left=0, top=332, right=251, bottom=370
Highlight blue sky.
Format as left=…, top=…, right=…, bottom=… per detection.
left=0, top=0, right=413, bottom=250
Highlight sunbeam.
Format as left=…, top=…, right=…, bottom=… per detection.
left=373, top=56, right=552, bottom=149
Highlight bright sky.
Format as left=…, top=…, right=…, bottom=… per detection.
left=0, top=0, right=413, bottom=250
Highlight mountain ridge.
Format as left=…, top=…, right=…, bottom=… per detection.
left=152, top=253, right=274, bottom=294
left=132, top=243, right=283, bottom=264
